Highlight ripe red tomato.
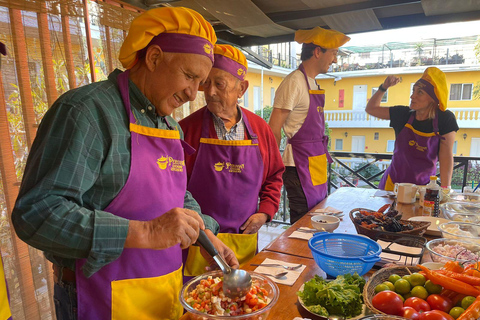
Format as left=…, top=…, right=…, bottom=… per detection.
left=402, top=306, right=420, bottom=320
left=426, top=294, right=453, bottom=313
left=418, top=310, right=454, bottom=320
left=405, top=297, right=431, bottom=313
left=371, top=290, right=404, bottom=315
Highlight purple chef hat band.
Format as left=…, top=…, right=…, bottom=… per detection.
left=0, top=42, right=6, bottom=56
left=213, top=54, right=247, bottom=81
left=137, top=33, right=214, bottom=63
left=414, top=78, right=438, bottom=104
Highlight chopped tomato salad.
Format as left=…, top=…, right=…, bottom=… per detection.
left=186, top=276, right=270, bottom=316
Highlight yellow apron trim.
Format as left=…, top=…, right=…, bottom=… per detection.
left=111, top=265, right=183, bottom=320
left=0, top=258, right=12, bottom=320
left=308, top=154, right=328, bottom=186
left=200, top=138, right=258, bottom=146
left=404, top=124, right=437, bottom=137
left=384, top=175, right=395, bottom=191
left=308, top=89, right=325, bottom=94
left=130, top=123, right=180, bottom=139
left=184, top=233, right=257, bottom=277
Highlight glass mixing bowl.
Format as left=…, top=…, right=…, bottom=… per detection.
left=441, top=201, right=480, bottom=223
left=438, top=221, right=480, bottom=245
left=426, top=238, right=480, bottom=263
left=180, top=270, right=279, bottom=320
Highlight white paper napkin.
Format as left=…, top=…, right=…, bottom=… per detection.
left=253, top=258, right=306, bottom=286
left=288, top=227, right=315, bottom=240
left=374, top=190, right=395, bottom=197
left=313, top=206, right=342, bottom=214
left=377, top=240, right=422, bottom=266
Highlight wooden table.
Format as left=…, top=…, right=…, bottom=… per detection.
left=264, top=187, right=397, bottom=258
left=181, top=187, right=436, bottom=320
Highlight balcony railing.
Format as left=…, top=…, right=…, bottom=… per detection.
left=272, top=152, right=480, bottom=224
left=325, top=108, right=480, bottom=128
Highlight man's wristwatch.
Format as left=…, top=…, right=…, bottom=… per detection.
left=378, top=84, right=387, bottom=92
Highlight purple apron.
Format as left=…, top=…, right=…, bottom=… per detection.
left=288, top=64, right=332, bottom=210
left=379, top=111, right=442, bottom=191
left=75, top=70, right=188, bottom=320
left=183, top=108, right=262, bottom=277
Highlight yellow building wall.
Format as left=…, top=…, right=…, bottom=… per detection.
left=241, top=68, right=478, bottom=156
left=314, top=70, right=480, bottom=156
left=316, top=70, right=480, bottom=110
left=243, top=72, right=284, bottom=113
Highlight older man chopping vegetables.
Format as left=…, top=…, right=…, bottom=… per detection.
left=12, top=7, right=238, bottom=320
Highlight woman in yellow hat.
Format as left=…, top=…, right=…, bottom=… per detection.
left=366, top=67, right=458, bottom=191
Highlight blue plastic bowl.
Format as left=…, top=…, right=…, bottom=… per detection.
left=308, top=232, right=381, bottom=277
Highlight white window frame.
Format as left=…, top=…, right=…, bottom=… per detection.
left=453, top=140, right=458, bottom=155
left=386, top=140, right=395, bottom=152
left=449, top=83, right=473, bottom=101
left=270, top=87, right=275, bottom=106
left=335, top=139, right=343, bottom=151
left=372, top=87, right=388, bottom=103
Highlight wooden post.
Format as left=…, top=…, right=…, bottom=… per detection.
left=38, top=2, right=59, bottom=105
left=10, top=9, right=37, bottom=147
left=104, top=25, right=114, bottom=74
left=61, top=4, right=77, bottom=90
left=82, top=0, right=96, bottom=83
left=0, top=63, right=40, bottom=320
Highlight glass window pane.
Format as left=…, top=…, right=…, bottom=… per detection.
left=387, top=140, right=395, bottom=152
left=450, top=84, right=461, bottom=100
left=335, top=139, right=343, bottom=150
left=462, top=84, right=472, bottom=100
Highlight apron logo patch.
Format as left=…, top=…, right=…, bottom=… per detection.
left=317, top=106, right=324, bottom=113
left=214, top=162, right=225, bottom=171
left=409, top=140, right=427, bottom=152
left=214, top=162, right=244, bottom=173
left=157, top=156, right=185, bottom=172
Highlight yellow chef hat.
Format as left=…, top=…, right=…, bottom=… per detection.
left=295, top=26, right=350, bottom=49
left=213, top=44, right=248, bottom=80
left=414, top=67, right=448, bottom=111
left=119, top=7, right=217, bottom=69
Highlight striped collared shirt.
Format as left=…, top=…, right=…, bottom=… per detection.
left=211, top=106, right=245, bottom=140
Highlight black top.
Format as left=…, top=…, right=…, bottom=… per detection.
left=389, top=106, right=459, bottom=137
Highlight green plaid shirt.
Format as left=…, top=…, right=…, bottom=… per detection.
left=12, top=69, right=219, bottom=277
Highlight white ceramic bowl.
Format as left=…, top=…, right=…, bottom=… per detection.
left=438, top=221, right=480, bottom=245
left=311, top=214, right=340, bottom=232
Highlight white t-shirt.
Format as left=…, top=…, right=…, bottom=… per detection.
left=272, top=69, right=318, bottom=166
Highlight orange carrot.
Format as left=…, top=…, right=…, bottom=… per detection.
left=418, top=265, right=480, bottom=296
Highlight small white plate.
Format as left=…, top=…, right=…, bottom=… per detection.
left=408, top=216, right=449, bottom=236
